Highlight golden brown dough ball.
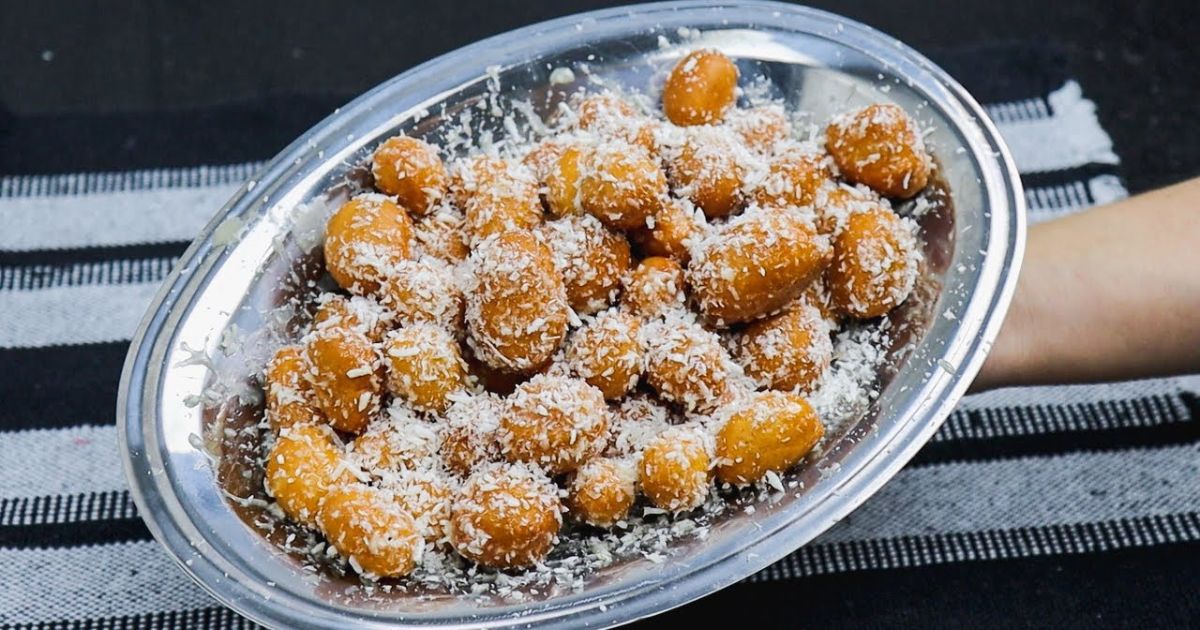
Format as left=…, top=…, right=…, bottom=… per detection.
left=450, top=462, right=563, bottom=569
left=566, top=308, right=645, bottom=400
left=825, top=103, right=931, bottom=198
left=439, top=394, right=503, bottom=477
left=729, top=105, right=791, bottom=153
left=387, top=469, right=454, bottom=545
left=371, top=135, right=447, bottom=216
left=639, top=427, right=712, bottom=512
left=543, top=145, right=585, bottom=217
left=815, top=184, right=882, bottom=237
left=662, top=49, right=739, bottom=126
left=379, top=258, right=464, bottom=333
left=414, top=205, right=469, bottom=264
left=304, top=326, right=384, bottom=434
left=580, top=142, right=667, bottom=231
left=669, top=127, right=746, bottom=219
left=265, top=346, right=321, bottom=432
left=623, top=256, right=686, bottom=317
left=631, top=198, right=704, bottom=263
left=382, top=323, right=469, bottom=414
left=567, top=457, right=637, bottom=528
left=463, top=160, right=544, bottom=244
left=465, top=231, right=570, bottom=372
left=714, top=391, right=824, bottom=485
left=317, top=483, right=422, bottom=578
left=265, top=423, right=350, bottom=526
left=828, top=206, right=920, bottom=319
left=539, top=214, right=632, bottom=314
left=351, top=411, right=440, bottom=473
left=497, top=374, right=609, bottom=475
left=751, top=150, right=831, bottom=210
left=645, top=317, right=730, bottom=413
left=522, top=138, right=565, bottom=180
left=687, top=207, right=831, bottom=325
left=323, top=195, right=414, bottom=295
left=448, top=154, right=506, bottom=208
left=735, top=303, right=832, bottom=393
left=312, top=294, right=393, bottom=343
left=577, top=93, right=638, bottom=129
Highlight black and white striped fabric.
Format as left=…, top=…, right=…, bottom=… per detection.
left=1, top=74, right=1196, bottom=629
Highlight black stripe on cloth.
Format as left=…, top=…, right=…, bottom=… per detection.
left=0, top=607, right=260, bottom=630
left=0, top=342, right=127, bottom=432
left=0, top=257, right=177, bottom=291
left=0, top=491, right=138, bottom=527
left=0, top=242, right=188, bottom=269
left=0, top=163, right=260, bottom=198
left=653, top=540, right=1200, bottom=629
left=0, top=517, right=151, bottom=550
left=1019, top=163, right=1123, bottom=191
left=933, top=393, right=1192, bottom=442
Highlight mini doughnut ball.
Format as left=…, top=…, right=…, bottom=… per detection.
left=580, top=142, right=668, bottom=231
left=462, top=160, right=543, bottom=244
left=736, top=304, right=832, bottom=393
left=828, top=206, right=920, bottom=319
left=383, top=323, right=469, bottom=414
left=371, top=135, right=447, bottom=216
left=815, top=184, right=882, bottom=237
left=715, top=391, right=824, bottom=485
left=317, top=483, right=423, bottom=578
left=662, top=49, right=739, bottom=126
left=645, top=316, right=730, bottom=413
left=639, top=427, right=713, bottom=512
left=265, top=346, right=321, bottom=432
left=465, top=231, right=570, bottom=372
left=312, top=294, right=393, bottom=343
left=497, top=374, right=609, bottom=475
left=688, top=207, right=832, bottom=325
left=576, top=93, right=638, bottom=129
left=450, top=462, right=563, bottom=569
left=543, top=144, right=585, bottom=217
left=304, top=326, right=384, bottom=434
left=379, top=258, right=464, bottom=332
left=386, top=468, right=455, bottom=545
left=825, top=103, right=931, bottom=198
left=351, top=411, right=440, bottom=473
left=751, top=150, right=831, bottom=210
left=522, top=138, right=565, bottom=180
left=413, top=205, right=469, bottom=263
left=567, top=457, right=637, bottom=528
left=566, top=308, right=645, bottom=400
left=440, top=394, right=503, bottom=477
left=729, top=105, right=791, bottom=153
left=324, top=194, right=414, bottom=295
left=265, top=423, right=350, bottom=526
left=669, top=126, right=746, bottom=219
left=623, top=256, right=686, bottom=317
left=538, top=214, right=632, bottom=314
left=448, top=154, right=506, bottom=208
left=631, top=198, right=704, bottom=263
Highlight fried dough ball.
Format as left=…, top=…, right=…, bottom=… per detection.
left=825, top=103, right=931, bottom=198
left=645, top=317, right=730, bottom=413
left=688, top=207, right=832, bottom=325
left=379, top=258, right=464, bottom=332
left=623, top=256, right=686, bottom=317
left=312, top=294, right=393, bottom=343
left=323, top=195, right=414, bottom=295
left=539, top=214, right=632, bottom=314
left=382, top=324, right=469, bottom=414
left=318, top=484, right=423, bottom=578
left=543, top=145, right=585, bottom=217
left=462, top=160, right=543, bottom=244
left=577, top=93, right=638, bottom=129
left=813, top=183, right=882, bottom=237
left=828, top=206, right=919, bottom=319
left=566, top=308, right=645, bottom=400
left=414, top=205, right=469, bottom=263
left=523, top=138, right=565, bottom=180
left=662, top=49, right=739, bottom=126
left=497, top=374, right=609, bottom=475
left=265, top=423, right=349, bottom=526
left=729, top=105, right=791, bottom=153
left=304, top=326, right=384, bottom=434
left=465, top=231, right=570, bottom=372
left=580, top=142, right=667, bottom=231
left=265, top=346, right=321, bottom=432
left=752, top=150, right=831, bottom=210
left=450, top=462, right=563, bottom=569
left=631, top=198, right=703, bottom=263
left=351, top=410, right=440, bottom=473
left=715, top=391, right=824, bottom=485
left=448, top=154, right=506, bottom=208
left=387, top=468, right=454, bottom=545
left=439, top=394, right=503, bottom=477
left=567, top=457, right=637, bottom=528
left=736, top=304, right=832, bottom=393
left=639, top=427, right=713, bottom=512
left=371, top=135, right=447, bottom=216
left=669, top=127, right=746, bottom=219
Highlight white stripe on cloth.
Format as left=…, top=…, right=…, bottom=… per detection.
left=0, top=426, right=126, bottom=500
left=0, top=282, right=159, bottom=348
left=991, top=81, right=1121, bottom=174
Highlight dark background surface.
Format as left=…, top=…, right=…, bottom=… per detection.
left=1, top=2, right=1198, bottom=628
